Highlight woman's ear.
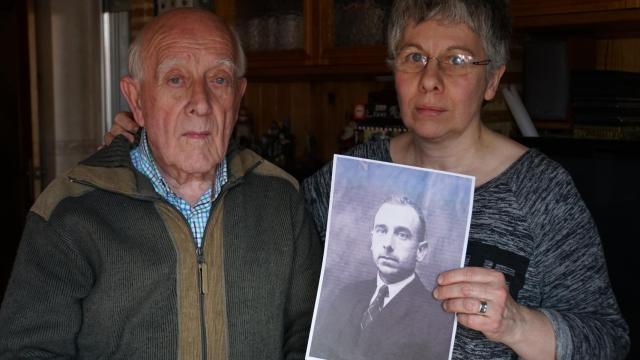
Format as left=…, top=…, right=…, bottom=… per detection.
left=484, top=64, right=506, bottom=101
left=120, top=75, right=145, bottom=127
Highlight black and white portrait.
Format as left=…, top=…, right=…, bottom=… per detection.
left=307, top=155, right=474, bottom=360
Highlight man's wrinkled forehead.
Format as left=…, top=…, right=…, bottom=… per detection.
left=142, top=8, right=228, bottom=37
left=155, top=56, right=236, bottom=78
left=140, top=10, right=236, bottom=69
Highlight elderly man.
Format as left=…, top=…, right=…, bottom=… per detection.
left=0, top=8, right=320, bottom=359
left=310, top=196, right=452, bottom=360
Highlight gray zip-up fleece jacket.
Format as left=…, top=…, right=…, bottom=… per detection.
left=0, top=137, right=322, bottom=360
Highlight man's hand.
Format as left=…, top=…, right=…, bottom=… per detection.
left=103, top=111, right=139, bottom=146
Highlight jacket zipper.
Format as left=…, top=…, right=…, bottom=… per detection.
left=196, top=180, right=239, bottom=360
left=197, top=245, right=208, bottom=360
left=69, top=164, right=252, bottom=360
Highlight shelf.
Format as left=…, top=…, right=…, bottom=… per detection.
left=514, top=8, right=640, bottom=29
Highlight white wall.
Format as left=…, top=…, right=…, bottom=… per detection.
left=35, top=0, right=103, bottom=183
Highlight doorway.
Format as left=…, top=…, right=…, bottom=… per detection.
left=0, top=0, right=34, bottom=300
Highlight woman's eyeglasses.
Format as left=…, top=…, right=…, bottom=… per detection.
left=393, top=51, right=491, bottom=76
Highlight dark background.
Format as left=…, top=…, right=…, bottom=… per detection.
left=0, top=0, right=35, bottom=303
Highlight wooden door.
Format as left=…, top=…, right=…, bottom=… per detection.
left=0, top=0, right=34, bottom=300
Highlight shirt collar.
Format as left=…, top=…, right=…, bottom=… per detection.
left=133, top=129, right=227, bottom=204
left=375, top=273, right=416, bottom=306
left=138, top=130, right=174, bottom=197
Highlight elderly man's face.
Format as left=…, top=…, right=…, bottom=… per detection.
left=123, top=13, right=246, bottom=180
left=370, top=203, right=427, bottom=284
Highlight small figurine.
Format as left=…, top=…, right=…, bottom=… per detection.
left=353, top=104, right=366, bottom=120
left=234, top=107, right=254, bottom=149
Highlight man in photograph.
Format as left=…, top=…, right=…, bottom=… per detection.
left=310, top=195, right=453, bottom=360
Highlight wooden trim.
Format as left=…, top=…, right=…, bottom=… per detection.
left=512, top=0, right=629, bottom=17
left=533, top=120, right=573, bottom=130
left=246, top=62, right=391, bottom=79
left=318, top=0, right=333, bottom=59
left=304, top=0, right=317, bottom=60
left=27, top=0, right=40, bottom=197
left=514, top=8, right=640, bottom=28
left=214, top=0, right=235, bottom=23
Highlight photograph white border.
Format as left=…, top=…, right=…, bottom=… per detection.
left=306, top=155, right=475, bottom=360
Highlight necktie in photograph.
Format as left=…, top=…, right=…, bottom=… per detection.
left=361, top=285, right=389, bottom=329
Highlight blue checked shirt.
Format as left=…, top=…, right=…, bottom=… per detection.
left=130, top=130, right=227, bottom=248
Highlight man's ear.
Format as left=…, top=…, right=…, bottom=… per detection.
left=484, top=64, right=506, bottom=101
left=120, top=75, right=145, bottom=127
left=229, top=77, right=248, bottom=128
left=237, top=77, right=247, bottom=99
left=416, top=241, right=428, bottom=262
left=234, top=77, right=247, bottom=113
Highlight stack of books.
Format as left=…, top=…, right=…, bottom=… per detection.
left=571, top=70, right=640, bottom=140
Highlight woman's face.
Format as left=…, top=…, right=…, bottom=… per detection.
left=394, top=20, right=504, bottom=142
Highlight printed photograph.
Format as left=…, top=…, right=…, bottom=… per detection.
left=306, top=155, right=475, bottom=360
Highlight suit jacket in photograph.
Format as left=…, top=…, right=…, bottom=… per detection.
left=310, top=275, right=454, bottom=360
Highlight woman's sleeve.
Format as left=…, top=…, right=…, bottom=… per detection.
left=532, top=166, right=629, bottom=359
left=301, top=160, right=334, bottom=242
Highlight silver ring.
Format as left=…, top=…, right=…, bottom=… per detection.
left=478, top=300, right=488, bottom=314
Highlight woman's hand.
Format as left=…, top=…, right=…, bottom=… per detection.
left=103, top=111, right=139, bottom=146
left=434, top=266, right=555, bottom=359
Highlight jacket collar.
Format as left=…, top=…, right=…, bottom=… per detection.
left=70, top=136, right=270, bottom=198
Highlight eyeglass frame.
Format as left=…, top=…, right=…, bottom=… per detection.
left=389, top=52, right=492, bottom=75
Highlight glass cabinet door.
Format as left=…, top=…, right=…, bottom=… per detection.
left=331, top=0, right=392, bottom=48
left=316, top=0, right=390, bottom=72
left=214, top=0, right=315, bottom=74
left=227, top=0, right=306, bottom=52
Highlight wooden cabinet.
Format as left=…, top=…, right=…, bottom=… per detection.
left=215, top=0, right=390, bottom=77
left=509, top=0, right=640, bottom=130
left=211, top=1, right=394, bottom=169
left=215, top=0, right=640, bottom=165
left=215, top=0, right=316, bottom=72
left=316, top=0, right=390, bottom=73
left=512, top=0, right=640, bottom=27
left=214, top=0, right=640, bottom=77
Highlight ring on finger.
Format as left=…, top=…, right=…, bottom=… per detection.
left=478, top=300, right=488, bottom=314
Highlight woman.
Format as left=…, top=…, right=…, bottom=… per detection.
left=303, top=1, right=628, bottom=359
left=106, top=1, right=629, bottom=358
